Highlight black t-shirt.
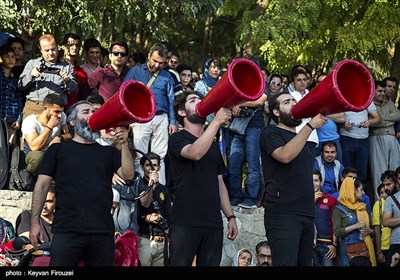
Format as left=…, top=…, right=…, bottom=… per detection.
left=260, top=126, right=315, bottom=217
left=168, top=129, right=226, bottom=229
left=138, top=180, right=172, bottom=237
left=38, top=140, right=121, bottom=234
left=17, top=210, right=52, bottom=246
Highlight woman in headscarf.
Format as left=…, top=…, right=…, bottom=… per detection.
left=194, top=58, right=221, bottom=97
left=232, top=248, right=255, bottom=267
left=332, top=177, right=376, bottom=266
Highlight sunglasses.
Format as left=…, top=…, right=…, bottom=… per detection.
left=112, top=52, right=127, bottom=57
left=271, top=81, right=281, bottom=87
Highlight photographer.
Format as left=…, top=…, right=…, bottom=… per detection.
left=19, top=34, right=77, bottom=120
left=138, top=152, right=171, bottom=266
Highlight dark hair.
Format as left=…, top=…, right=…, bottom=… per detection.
left=206, top=58, right=221, bottom=69
left=61, top=33, right=81, bottom=45
left=380, top=170, right=397, bottom=185
left=349, top=256, right=372, bottom=267
left=43, top=94, right=65, bottom=108
left=83, top=38, right=101, bottom=52
left=290, top=68, right=307, bottom=83
left=0, top=45, right=15, bottom=57
left=173, top=90, right=203, bottom=127
left=100, top=46, right=109, bottom=57
left=313, top=170, right=322, bottom=181
left=109, top=40, right=129, bottom=55
left=321, top=141, right=337, bottom=152
left=255, top=240, right=270, bottom=254
left=383, top=76, right=398, bottom=87
left=267, top=91, right=288, bottom=124
left=374, top=80, right=386, bottom=89
left=176, top=64, right=193, bottom=74
left=342, top=167, right=358, bottom=176
left=6, top=37, right=25, bottom=49
left=140, top=152, right=161, bottom=166
left=130, top=51, right=146, bottom=65
left=87, top=94, right=105, bottom=106
left=268, top=73, right=283, bottom=85
left=377, top=183, right=385, bottom=196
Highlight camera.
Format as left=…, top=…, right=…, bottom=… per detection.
left=238, top=107, right=253, bottom=117
left=158, top=217, right=168, bottom=230
left=38, top=60, right=60, bottom=74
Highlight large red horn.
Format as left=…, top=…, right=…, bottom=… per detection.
left=291, top=59, right=374, bottom=120
left=195, top=58, right=265, bottom=118
left=88, top=80, right=156, bottom=131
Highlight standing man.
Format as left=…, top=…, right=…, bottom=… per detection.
left=124, top=42, right=177, bottom=185
left=19, top=34, right=77, bottom=120
left=61, top=33, right=90, bottom=109
left=88, top=40, right=129, bottom=102
left=80, top=38, right=102, bottom=78
left=29, top=100, right=134, bottom=266
left=260, top=91, right=326, bottom=266
left=167, top=91, right=238, bottom=266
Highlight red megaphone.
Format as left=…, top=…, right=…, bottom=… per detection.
left=195, top=58, right=265, bottom=118
left=291, top=59, right=374, bottom=120
left=88, top=80, right=156, bottom=131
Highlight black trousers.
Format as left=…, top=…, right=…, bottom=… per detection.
left=168, top=224, right=223, bottom=266
left=50, top=232, right=115, bottom=266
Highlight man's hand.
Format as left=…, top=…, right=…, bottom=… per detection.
left=47, top=115, right=61, bottom=129
left=59, top=70, right=70, bottom=82
left=214, top=107, right=232, bottom=126
left=29, top=222, right=44, bottom=249
left=113, top=127, right=129, bottom=145
left=31, top=66, right=41, bottom=78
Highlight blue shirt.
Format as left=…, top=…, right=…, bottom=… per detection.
left=124, top=63, right=176, bottom=125
left=313, top=159, right=343, bottom=195
left=0, top=68, right=23, bottom=123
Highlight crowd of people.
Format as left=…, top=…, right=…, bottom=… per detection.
left=1, top=31, right=400, bottom=267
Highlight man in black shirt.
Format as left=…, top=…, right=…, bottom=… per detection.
left=29, top=100, right=134, bottom=266
left=260, top=91, right=326, bottom=266
left=167, top=91, right=238, bottom=266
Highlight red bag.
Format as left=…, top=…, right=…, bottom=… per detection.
left=114, top=230, right=139, bottom=266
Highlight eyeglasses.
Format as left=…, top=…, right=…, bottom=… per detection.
left=112, top=52, right=127, bottom=57
left=257, top=254, right=272, bottom=259
left=169, top=60, right=178, bottom=65
left=271, top=81, right=281, bottom=87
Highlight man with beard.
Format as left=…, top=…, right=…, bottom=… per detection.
left=255, top=240, right=273, bottom=266
left=382, top=170, right=400, bottom=266
left=29, top=100, right=134, bottom=266
left=167, top=91, right=238, bottom=266
left=22, top=94, right=71, bottom=175
left=124, top=42, right=177, bottom=186
left=260, top=91, right=326, bottom=266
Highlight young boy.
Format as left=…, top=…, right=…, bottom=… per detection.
left=0, top=45, right=23, bottom=144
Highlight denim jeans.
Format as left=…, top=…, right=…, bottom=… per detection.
left=340, top=135, right=369, bottom=186
left=312, top=242, right=334, bottom=266
left=228, top=127, right=261, bottom=204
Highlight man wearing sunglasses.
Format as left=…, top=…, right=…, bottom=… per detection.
left=88, top=40, right=129, bottom=102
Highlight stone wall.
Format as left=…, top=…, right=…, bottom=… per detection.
left=0, top=190, right=32, bottom=227
left=0, top=189, right=265, bottom=267
left=221, top=206, right=265, bottom=266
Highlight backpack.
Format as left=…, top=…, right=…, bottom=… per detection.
left=0, top=120, right=9, bottom=189
left=8, top=144, right=35, bottom=191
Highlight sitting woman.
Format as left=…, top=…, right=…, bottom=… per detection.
left=232, top=248, right=254, bottom=267
left=332, top=177, right=376, bottom=266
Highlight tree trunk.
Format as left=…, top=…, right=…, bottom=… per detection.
left=390, top=42, right=400, bottom=103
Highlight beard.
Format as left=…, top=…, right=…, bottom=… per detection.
left=74, top=118, right=101, bottom=142
left=186, top=108, right=206, bottom=124
left=279, top=110, right=302, bottom=127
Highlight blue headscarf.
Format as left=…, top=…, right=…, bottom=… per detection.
left=202, top=58, right=219, bottom=88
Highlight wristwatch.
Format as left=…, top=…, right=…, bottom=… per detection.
left=227, top=215, right=236, bottom=221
